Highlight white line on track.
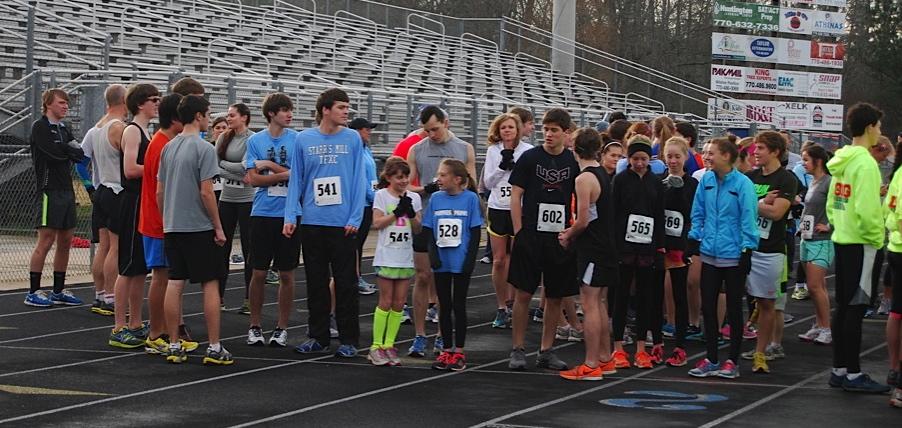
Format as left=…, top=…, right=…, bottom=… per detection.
left=697, top=341, right=888, bottom=428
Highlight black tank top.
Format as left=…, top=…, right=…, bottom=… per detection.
left=577, top=166, right=618, bottom=265
left=120, top=122, right=150, bottom=194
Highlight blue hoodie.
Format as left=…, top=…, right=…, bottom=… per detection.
left=688, top=168, right=759, bottom=259
left=284, top=127, right=367, bottom=228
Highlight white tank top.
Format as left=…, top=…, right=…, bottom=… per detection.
left=93, top=119, right=124, bottom=193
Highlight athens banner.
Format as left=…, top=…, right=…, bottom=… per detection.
left=707, top=98, right=843, bottom=131
left=811, top=10, right=848, bottom=36
left=713, top=1, right=780, bottom=32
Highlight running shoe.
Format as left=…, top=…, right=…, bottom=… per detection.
left=109, top=327, right=144, bottom=349
left=180, top=339, right=199, bottom=353
left=576, top=303, right=584, bottom=318
left=269, top=328, right=288, bottom=347
left=555, top=325, right=571, bottom=340
left=330, top=314, right=340, bottom=339
left=842, top=374, right=891, bottom=394
left=878, top=298, right=891, bottom=315
left=791, top=287, right=810, bottom=300
left=891, top=388, right=902, bottom=408
left=238, top=299, right=250, bottom=315
left=662, top=323, right=675, bottom=338
left=783, top=312, right=795, bottom=324
left=478, top=256, right=492, bottom=264
left=531, top=307, right=544, bottom=323
left=612, top=350, right=631, bottom=369
left=408, top=335, right=427, bottom=357
left=598, top=358, right=618, bottom=375
left=425, top=306, right=439, bottom=323
left=718, top=359, right=740, bottom=379
left=536, top=349, right=568, bottom=370
left=509, top=348, right=527, bottom=371
left=650, top=344, right=664, bottom=365
left=634, top=351, right=653, bottom=369
left=91, top=299, right=114, bottom=316
left=230, top=254, right=244, bottom=264
left=688, top=359, right=721, bottom=377
left=129, top=322, right=149, bottom=341
left=568, top=328, right=584, bottom=342
left=798, top=325, right=822, bottom=342
left=179, top=324, right=194, bottom=342
left=743, top=324, right=758, bottom=340
left=720, top=325, right=732, bottom=340
left=449, top=352, right=466, bottom=371
left=887, top=369, right=900, bottom=387
left=145, top=336, right=169, bottom=355
left=265, top=270, right=279, bottom=285
left=385, top=347, right=401, bottom=366
left=24, top=291, right=53, bottom=308
left=492, top=308, right=508, bottom=328
left=432, top=351, right=453, bottom=370
left=368, top=347, right=390, bottom=366
left=813, top=329, right=833, bottom=345
left=829, top=372, right=845, bottom=388
left=666, top=347, right=687, bottom=367
left=752, top=352, right=770, bottom=373
left=742, top=349, right=775, bottom=361
left=203, top=346, right=234, bottom=366
left=685, top=324, right=702, bottom=340
left=247, top=327, right=266, bottom=346
left=166, top=346, right=187, bottom=364
left=401, top=304, right=412, bottom=325
left=295, top=338, right=330, bottom=354
left=49, top=290, right=82, bottom=305
left=864, top=307, right=876, bottom=319
left=560, top=363, right=603, bottom=381
left=622, top=325, right=636, bottom=345
left=766, top=343, right=786, bottom=359
left=358, top=277, right=377, bottom=295
left=335, top=344, right=358, bottom=358
left=433, top=336, right=444, bottom=356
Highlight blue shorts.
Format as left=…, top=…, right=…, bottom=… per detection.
left=143, top=236, right=169, bottom=269
left=800, top=239, right=834, bottom=269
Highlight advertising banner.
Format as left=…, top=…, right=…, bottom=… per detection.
left=709, top=66, right=839, bottom=99
left=808, top=73, right=843, bottom=99
left=794, top=0, right=847, bottom=8
left=811, top=10, right=848, bottom=36
left=710, top=65, right=745, bottom=93
left=777, top=70, right=809, bottom=98
left=810, top=40, right=845, bottom=68
left=744, top=67, right=779, bottom=95
left=713, top=1, right=780, bottom=32
left=707, top=98, right=843, bottom=131
left=775, top=102, right=811, bottom=129
left=780, top=8, right=813, bottom=35
left=712, top=33, right=844, bottom=69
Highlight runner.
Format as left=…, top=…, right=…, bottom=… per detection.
left=886, top=139, right=902, bottom=404
left=244, top=93, right=299, bottom=348
left=796, top=144, right=833, bottom=346
left=25, top=89, right=85, bottom=308
left=214, top=103, right=254, bottom=312
left=482, top=113, right=531, bottom=328
left=348, top=117, right=379, bottom=295
left=158, top=94, right=232, bottom=365
left=674, top=122, right=704, bottom=176
left=826, top=102, right=891, bottom=393
left=610, top=135, right=666, bottom=369
left=406, top=105, right=477, bottom=357
left=616, top=124, right=665, bottom=175
left=507, top=108, right=580, bottom=371
left=686, top=137, right=758, bottom=379
left=741, top=131, right=797, bottom=374
left=108, top=83, right=160, bottom=348
left=558, top=128, right=618, bottom=380
left=425, top=159, right=483, bottom=371
left=285, top=88, right=367, bottom=358
left=600, top=141, right=623, bottom=178
left=367, top=157, right=422, bottom=366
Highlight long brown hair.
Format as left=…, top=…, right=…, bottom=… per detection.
left=217, top=103, right=251, bottom=160
left=440, top=158, right=477, bottom=192
left=652, top=116, right=675, bottom=146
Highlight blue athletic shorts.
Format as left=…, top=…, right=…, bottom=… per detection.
left=800, top=239, right=834, bottom=270
left=143, top=236, right=169, bottom=269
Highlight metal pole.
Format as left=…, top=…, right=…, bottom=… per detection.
left=28, top=70, right=42, bottom=140
left=406, top=94, right=413, bottom=131
left=25, top=5, right=35, bottom=75
left=469, top=99, right=478, bottom=150
left=579, top=110, right=586, bottom=128
left=226, top=78, right=236, bottom=104
left=366, top=93, right=373, bottom=119
left=499, top=19, right=506, bottom=52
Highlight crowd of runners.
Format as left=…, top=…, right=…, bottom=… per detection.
left=24, top=77, right=902, bottom=407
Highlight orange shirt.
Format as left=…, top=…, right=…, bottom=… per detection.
left=138, top=130, right=171, bottom=238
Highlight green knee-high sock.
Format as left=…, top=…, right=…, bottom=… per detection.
left=372, top=307, right=389, bottom=349
left=384, top=310, right=404, bottom=348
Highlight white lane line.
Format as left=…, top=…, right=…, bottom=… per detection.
left=0, top=345, right=132, bottom=355
left=697, top=341, right=888, bottom=428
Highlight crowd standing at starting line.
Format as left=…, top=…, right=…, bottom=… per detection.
left=24, top=77, right=902, bottom=407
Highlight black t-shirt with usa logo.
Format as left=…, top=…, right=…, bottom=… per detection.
left=508, top=145, right=579, bottom=233
left=746, top=167, right=798, bottom=253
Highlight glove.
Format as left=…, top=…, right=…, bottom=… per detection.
left=738, top=250, right=752, bottom=276
left=403, top=195, right=417, bottom=218
left=686, top=239, right=700, bottom=258
left=499, top=149, right=516, bottom=171
left=423, top=181, right=440, bottom=194
left=393, top=195, right=412, bottom=218
left=662, top=174, right=684, bottom=190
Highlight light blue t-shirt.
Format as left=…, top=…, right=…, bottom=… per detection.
left=363, top=144, right=377, bottom=206
left=616, top=157, right=666, bottom=175
left=285, top=127, right=367, bottom=228
left=422, top=190, right=483, bottom=274
left=245, top=128, right=299, bottom=218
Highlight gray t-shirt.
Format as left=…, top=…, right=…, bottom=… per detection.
left=411, top=133, right=470, bottom=204
left=215, top=129, right=255, bottom=204
left=801, top=175, right=831, bottom=241
left=158, top=133, right=219, bottom=233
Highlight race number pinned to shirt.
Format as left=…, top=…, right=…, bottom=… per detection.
left=664, top=210, right=684, bottom=237
left=314, top=176, right=342, bottom=206
left=757, top=216, right=772, bottom=240
left=383, top=224, right=412, bottom=250
left=800, top=215, right=814, bottom=240
left=436, top=218, right=463, bottom=247
left=224, top=178, right=243, bottom=189
left=497, top=184, right=512, bottom=207
left=268, top=180, right=288, bottom=197
left=626, top=214, right=654, bottom=244
left=212, top=176, right=223, bottom=192
left=537, top=203, right=565, bottom=232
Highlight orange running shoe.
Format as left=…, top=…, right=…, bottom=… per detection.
left=560, top=363, right=603, bottom=381
left=598, top=358, right=618, bottom=375
left=612, top=350, right=631, bottom=369
left=634, top=351, right=653, bottom=369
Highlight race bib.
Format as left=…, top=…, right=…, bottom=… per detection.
left=212, top=176, right=223, bottom=192
left=625, top=214, right=654, bottom=244
left=436, top=218, right=463, bottom=247
left=267, top=180, right=288, bottom=197
left=664, top=210, right=683, bottom=237
left=537, top=203, right=565, bottom=232
left=224, top=178, right=243, bottom=189
left=314, top=176, right=342, bottom=206
left=383, top=224, right=412, bottom=250
left=800, top=215, right=814, bottom=240
left=757, top=216, right=772, bottom=240
left=497, top=184, right=512, bottom=207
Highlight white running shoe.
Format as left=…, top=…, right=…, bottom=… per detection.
left=247, top=327, right=265, bottom=346
left=798, top=325, right=820, bottom=342
left=813, top=328, right=832, bottom=345
left=269, top=328, right=288, bottom=347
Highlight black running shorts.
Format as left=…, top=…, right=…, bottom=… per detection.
left=508, top=228, right=578, bottom=298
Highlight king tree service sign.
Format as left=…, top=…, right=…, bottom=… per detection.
left=713, top=0, right=780, bottom=32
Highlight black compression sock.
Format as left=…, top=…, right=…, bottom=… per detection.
left=29, top=272, right=41, bottom=294
left=52, top=271, right=66, bottom=294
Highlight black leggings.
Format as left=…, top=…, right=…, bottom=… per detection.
left=218, top=201, right=252, bottom=299
left=833, top=243, right=871, bottom=373
left=669, top=266, right=689, bottom=349
left=614, top=264, right=664, bottom=345
left=701, top=263, right=744, bottom=364
left=357, top=206, right=373, bottom=259
left=435, top=272, right=471, bottom=349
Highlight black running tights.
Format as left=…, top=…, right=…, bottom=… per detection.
left=435, top=272, right=470, bottom=349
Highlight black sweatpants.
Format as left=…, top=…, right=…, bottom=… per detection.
left=218, top=201, right=252, bottom=299
left=669, top=266, right=690, bottom=349
left=833, top=243, right=874, bottom=373
left=614, top=264, right=664, bottom=345
left=701, top=263, right=744, bottom=364
left=435, top=272, right=471, bottom=349
left=301, top=225, right=360, bottom=347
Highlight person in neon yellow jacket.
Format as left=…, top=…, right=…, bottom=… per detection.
left=825, top=102, right=890, bottom=394
left=882, top=145, right=902, bottom=404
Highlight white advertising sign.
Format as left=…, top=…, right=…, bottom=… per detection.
left=775, top=102, right=811, bottom=129
left=707, top=98, right=843, bottom=131
left=710, top=65, right=745, bottom=93
left=808, top=73, right=843, bottom=99
left=794, top=1, right=848, bottom=9
left=780, top=9, right=813, bottom=35
left=710, top=66, right=838, bottom=99
left=744, top=67, right=779, bottom=95
left=777, top=70, right=809, bottom=98
left=713, top=33, right=843, bottom=69
left=811, top=10, right=848, bottom=36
